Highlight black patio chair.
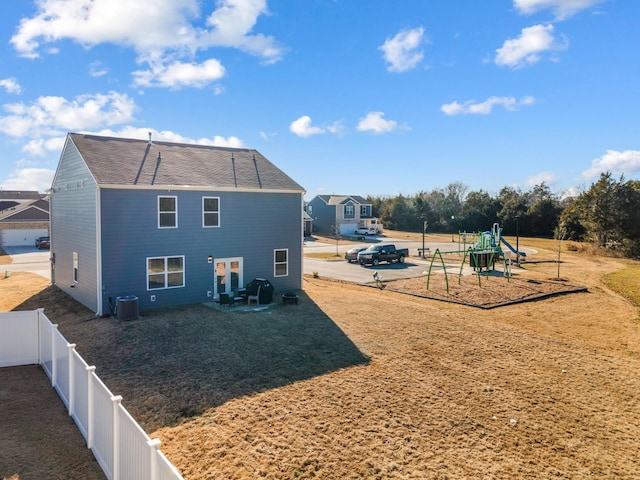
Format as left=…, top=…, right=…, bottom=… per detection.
left=218, top=292, right=234, bottom=309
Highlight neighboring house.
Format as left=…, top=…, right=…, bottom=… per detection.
left=303, top=210, right=313, bottom=237
left=0, top=195, right=50, bottom=247
left=50, top=133, right=305, bottom=316
left=306, top=195, right=382, bottom=236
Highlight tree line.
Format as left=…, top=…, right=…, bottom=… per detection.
left=366, top=172, right=640, bottom=259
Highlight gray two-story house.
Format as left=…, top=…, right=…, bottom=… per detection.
left=306, top=195, right=382, bottom=236
left=50, top=133, right=305, bottom=316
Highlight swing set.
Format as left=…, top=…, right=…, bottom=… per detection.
left=425, top=223, right=514, bottom=293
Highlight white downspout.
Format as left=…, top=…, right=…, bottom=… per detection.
left=95, top=187, right=103, bottom=316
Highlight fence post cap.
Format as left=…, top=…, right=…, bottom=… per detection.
left=147, top=438, right=162, bottom=448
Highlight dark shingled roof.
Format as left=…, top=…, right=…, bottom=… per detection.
left=0, top=198, right=49, bottom=221
left=0, top=190, right=43, bottom=200
left=69, top=133, right=304, bottom=192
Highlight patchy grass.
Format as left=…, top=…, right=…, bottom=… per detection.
left=603, top=261, right=640, bottom=308
left=304, top=251, right=346, bottom=260
left=3, top=238, right=640, bottom=479
left=0, top=247, right=11, bottom=265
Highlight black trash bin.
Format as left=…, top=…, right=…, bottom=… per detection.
left=246, top=278, right=274, bottom=304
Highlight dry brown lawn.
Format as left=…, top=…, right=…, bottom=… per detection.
left=2, top=240, right=640, bottom=479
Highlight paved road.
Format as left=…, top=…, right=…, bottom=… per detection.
left=1, top=236, right=534, bottom=285
left=2, top=246, right=51, bottom=280
left=304, top=236, right=482, bottom=284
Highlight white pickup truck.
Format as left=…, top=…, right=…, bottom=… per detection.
left=354, top=226, right=377, bottom=235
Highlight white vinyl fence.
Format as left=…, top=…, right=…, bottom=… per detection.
left=0, top=309, right=183, bottom=480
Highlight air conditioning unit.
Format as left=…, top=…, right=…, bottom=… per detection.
left=116, top=295, right=139, bottom=321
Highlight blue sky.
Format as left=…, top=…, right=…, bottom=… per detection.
left=0, top=0, right=638, bottom=200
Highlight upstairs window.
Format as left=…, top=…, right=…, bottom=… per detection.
left=344, top=205, right=355, bottom=218
left=361, top=205, right=368, bottom=216
left=158, top=196, right=177, bottom=228
left=274, top=249, right=288, bottom=277
left=203, top=197, right=220, bottom=227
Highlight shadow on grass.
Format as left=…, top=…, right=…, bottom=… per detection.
left=14, top=286, right=370, bottom=431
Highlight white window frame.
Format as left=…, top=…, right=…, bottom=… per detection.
left=202, top=196, right=220, bottom=228
left=213, top=257, right=243, bottom=298
left=361, top=205, right=368, bottom=216
left=344, top=204, right=355, bottom=218
left=274, top=248, right=288, bottom=277
left=158, top=195, right=178, bottom=228
left=146, top=255, right=185, bottom=290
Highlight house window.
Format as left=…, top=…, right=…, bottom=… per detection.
left=203, top=197, right=220, bottom=227
left=274, top=249, right=288, bottom=277
left=147, top=256, right=185, bottom=290
left=73, top=252, right=79, bottom=283
left=307, top=205, right=313, bottom=215
left=361, top=205, right=368, bottom=216
left=158, top=196, right=177, bottom=228
left=344, top=205, right=355, bottom=218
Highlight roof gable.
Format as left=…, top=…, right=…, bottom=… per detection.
left=0, top=198, right=49, bottom=221
left=324, top=195, right=370, bottom=206
left=67, top=133, right=304, bottom=192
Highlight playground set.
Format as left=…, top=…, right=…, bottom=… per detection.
left=425, top=223, right=527, bottom=293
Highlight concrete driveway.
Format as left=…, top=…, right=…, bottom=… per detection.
left=1, top=246, right=51, bottom=280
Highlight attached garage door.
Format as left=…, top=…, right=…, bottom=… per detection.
left=1, top=229, right=49, bottom=247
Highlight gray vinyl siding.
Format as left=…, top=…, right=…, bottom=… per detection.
left=50, top=142, right=100, bottom=313
left=307, top=197, right=336, bottom=234
left=99, top=189, right=302, bottom=312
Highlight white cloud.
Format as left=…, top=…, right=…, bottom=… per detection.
left=379, top=26, right=425, bottom=73
left=11, top=0, right=201, bottom=58
left=495, top=24, right=567, bottom=68
left=356, top=112, right=398, bottom=134
left=526, top=171, right=557, bottom=187
left=441, top=96, right=535, bottom=115
left=513, top=0, right=605, bottom=20
left=22, top=136, right=66, bottom=157
left=581, top=150, right=640, bottom=181
left=1, top=167, right=55, bottom=193
left=10, top=0, right=283, bottom=87
left=0, top=78, right=22, bottom=94
left=0, top=91, right=137, bottom=138
left=326, top=120, right=346, bottom=136
left=202, top=0, right=283, bottom=64
left=289, top=116, right=325, bottom=138
left=93, top=126, right=245, bottom=148
left=89, top=61, right=108, bottom=78
left=133, top=58, right=226, bottom=89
